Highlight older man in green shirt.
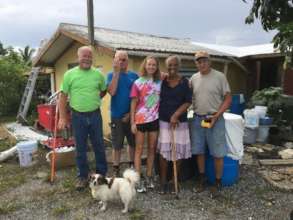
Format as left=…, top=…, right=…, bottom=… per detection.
left=58, top=46, right=107, bottom=190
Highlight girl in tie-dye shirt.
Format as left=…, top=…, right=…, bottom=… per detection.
left=130, top=56, right=162, bottom=193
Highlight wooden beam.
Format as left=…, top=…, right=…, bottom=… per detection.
left=229, top=57, right=250, bottom=75
left=32, top=29, right=62, bottom=66
left=223, top=62, right=229, bottom=76
left=60, top=29, right=89, bottom=45
left=87, top=0, right=95, bottom=46
left=51, top=40, right=75, bottom=64
left=259, top=159, right=293, bottom=166
left=256, top=61, right=261, bottom=90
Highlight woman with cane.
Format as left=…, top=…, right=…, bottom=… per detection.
left=157, top=55, right=192, bottom=194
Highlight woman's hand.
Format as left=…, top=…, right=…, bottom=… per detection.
left=122, top=113, right=130, bottom=123
left=131, top=123, right=137, bottom=134
left=170, top=114, right=179, bottom=129
left=57, top=117, right=67, bottom=130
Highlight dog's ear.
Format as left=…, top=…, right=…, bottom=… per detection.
left=89, top=174, right=95, bottom=182
left=97, top=176, right=108, bottom=185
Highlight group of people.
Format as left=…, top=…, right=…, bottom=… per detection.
left=58, top=46, right=232, bottom=196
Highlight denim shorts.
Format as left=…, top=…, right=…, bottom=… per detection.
left=110, top=118, right=135, bottom=149
left=190, top=115, right=227, bottom=158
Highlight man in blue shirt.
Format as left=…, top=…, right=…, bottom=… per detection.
left=107, top=50, right=138, bottom=176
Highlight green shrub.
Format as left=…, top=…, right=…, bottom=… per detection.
left=248, top=87, right=284, bottom=124
left=0, top=54, right=27, bottom=116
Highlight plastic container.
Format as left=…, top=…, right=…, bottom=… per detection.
left=259, top=117, right=273, bottom=126
left=256, top=126, right=270, bottom=143
left=17, top=141, right=38, bottom=167
left=205, top=153, right=239, bottom=186
left=46, top=147, right=76, bottom=169
left=37, top=104, right=56, bottom=131
left=243, top=127, right=257, bottom=144
left=243, top=109, right=259, bottom=128
left=254, top=106, right=267, bottom=119
left=230, top=94, right=245, bottom=115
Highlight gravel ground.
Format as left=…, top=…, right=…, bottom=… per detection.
left=1, top=153, right=292, bottom=220
left=0, top=125, right=292, bottom=220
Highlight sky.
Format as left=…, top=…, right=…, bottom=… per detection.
left=0, top=0, right=276, bottom=49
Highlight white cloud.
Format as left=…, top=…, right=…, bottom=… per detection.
left=0, top=0, right=275, bottom=48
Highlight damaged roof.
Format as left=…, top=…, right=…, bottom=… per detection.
left=33, top=23, right=229, bottom=66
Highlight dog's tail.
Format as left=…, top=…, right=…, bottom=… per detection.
left=123, top=169, right=139, bottom=186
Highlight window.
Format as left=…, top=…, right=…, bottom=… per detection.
left=179, top=67, right=197, bottom=78
left=67, top=63, right=78, bottom=69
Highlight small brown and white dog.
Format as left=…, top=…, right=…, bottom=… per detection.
left=89, top=169, right=139, bottom=213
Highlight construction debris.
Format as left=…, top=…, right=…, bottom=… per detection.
left=278, top=149, right=293, bottom=159
left=259, top=167, right=293, bottom=191
left=0, top=146, right=17, bottom=163
left=259, top=159, right=293, bottom=166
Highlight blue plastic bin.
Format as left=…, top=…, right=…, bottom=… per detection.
left=230, top=94, right=245, bottom=115
left=205, top=154, right=239, bottom=186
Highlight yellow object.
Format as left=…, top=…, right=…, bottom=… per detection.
left=201, top=120, right=211, bottom=128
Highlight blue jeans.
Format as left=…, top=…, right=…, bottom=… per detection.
left=190, top=115, right=227, bottom=158
left=71, top=109, right=107, bottom=178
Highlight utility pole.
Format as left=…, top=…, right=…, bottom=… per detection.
left=87, top=0, right=95, bottom=46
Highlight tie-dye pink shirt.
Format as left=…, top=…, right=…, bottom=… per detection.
left=130, top=77, right=161, bottom=124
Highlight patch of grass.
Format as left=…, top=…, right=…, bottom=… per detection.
left=0, top=116, right=16, bottom=124
left=52, top=204, right=71, bottom=217
left=220, top=193, right=236, bottom=207
left=254, top=186, right=271, bottom=199
left=0, top=201, right=23, bottom=215
left=62, top=177, right=76, bottom=192
left=129, top=208, right=146, bottom=220
left=0, top=136, right=16, bottom=152
left=0, top=166, right=26, bottom=193
left=210, top=206, right=226, bottom=216
left=31, top=187, right=59, bottom=200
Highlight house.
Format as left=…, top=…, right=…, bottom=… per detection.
left=32, top=23, right=258, bottom=135
left=192, top=42, right=286, bottom=96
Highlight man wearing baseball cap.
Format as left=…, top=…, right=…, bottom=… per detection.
left=190, top=51, right=232, bottom=197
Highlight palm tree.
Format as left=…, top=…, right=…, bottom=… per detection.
left=18, top=45, right=35, bottom=66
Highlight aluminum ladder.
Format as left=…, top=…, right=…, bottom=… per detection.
left=17, top=67, right=40, bottom=123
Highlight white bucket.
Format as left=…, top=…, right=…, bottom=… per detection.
left=17, top=141, right=38, bottom=167
left=243, top=109, right=259, bottom=128
left=254, top=106, right=267, bottom=118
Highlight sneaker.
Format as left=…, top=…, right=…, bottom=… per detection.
left=75, top=178, right=88, bottom=191
left=193, top=174, right=206, bottom=193
left=158, top=183, right=168, bottom=194
left=145, top=176, right=155, bottom=189
left=170, top=182, right=180, bottom=194
left=210, top=179, right=222, bottom=199
left=136, top=180, right=147, bottom=193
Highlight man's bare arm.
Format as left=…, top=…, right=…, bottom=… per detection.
left=58, top=92, right=68, bottom=130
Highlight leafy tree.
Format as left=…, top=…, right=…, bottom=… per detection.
left=0, top=41, right=7, bottom=56
left=244, top=0, right=293, bottom=67
left=0, top=44, right=27, bottom=116
left=18, top=45, right=35, bottom=66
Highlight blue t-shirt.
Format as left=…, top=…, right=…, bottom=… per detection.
left=107, top=71, right=138, bottom=119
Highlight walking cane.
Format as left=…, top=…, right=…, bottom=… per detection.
left=171, top=126, right=179, bottom=199
left=50, top=102, right=59, bottom=183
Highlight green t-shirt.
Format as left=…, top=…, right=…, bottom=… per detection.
left=61, top=66, right=106, bottom=112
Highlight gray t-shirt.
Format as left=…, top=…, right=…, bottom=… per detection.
left=190, top=68, right=231, bottom=115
